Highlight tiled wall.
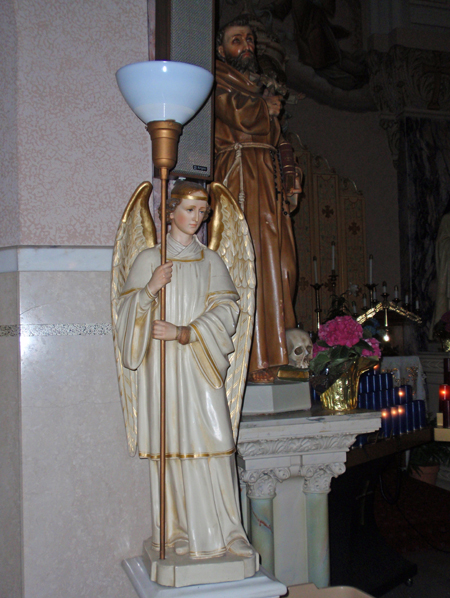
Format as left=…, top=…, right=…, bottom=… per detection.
left=1, top=248, right=155, bottom=598
left=0, top=272, right=21, bottom=597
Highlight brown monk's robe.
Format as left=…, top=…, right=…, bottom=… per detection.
left=214, top=60, right=297, bottom=374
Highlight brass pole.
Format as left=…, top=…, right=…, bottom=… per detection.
left=146, top=120, right=182, bottom=562
left=159, top=166, right=168, bottom=561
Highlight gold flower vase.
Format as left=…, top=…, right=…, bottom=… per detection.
left=320, top=357, right=378, bottom=412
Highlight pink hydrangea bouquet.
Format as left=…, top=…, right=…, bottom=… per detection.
left=310, top=315, right=381, bottom=381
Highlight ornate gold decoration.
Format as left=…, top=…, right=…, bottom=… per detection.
left=357, top=301, right=422, bottom=325
left=320, top=357, right=376, bottom=412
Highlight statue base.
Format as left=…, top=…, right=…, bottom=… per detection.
left=141, top=539, right=259, bottom=588
left=242, top=381, right=311, bottom=415
left=122, top=557, right=284, bottom=597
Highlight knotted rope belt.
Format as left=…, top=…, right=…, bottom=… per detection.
left=216, top=142, right=277, bottom=209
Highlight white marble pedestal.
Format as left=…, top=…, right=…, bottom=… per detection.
left=243, top=382, right=311, bottom=414
left=122, top=558, right=287, bottom=598
left=236, top=407, right=381, bottom=589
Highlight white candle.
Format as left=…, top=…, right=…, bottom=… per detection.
left=383, top=281, right=387, bottom=293
left=405, top=294, right=409, bottom=305
left=394, top=285, right=399, bottom=299
left=331, top=242, right=336, bottom=271
left=415, top=299, right=420, bottom=310
left=313, top=256, right=318, bottom=284
left=369, top=254, right=373, bottom=284
left=352, top=301, right=357, bottom=314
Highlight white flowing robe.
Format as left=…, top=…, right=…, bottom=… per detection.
left=116, top=235, right=248, bottom=558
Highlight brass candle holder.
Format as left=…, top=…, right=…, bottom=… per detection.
left=365, top=282, right=378, bottom=307
left=328, top=269, right=338, bottom=295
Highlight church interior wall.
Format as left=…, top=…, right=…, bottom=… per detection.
left=17, top=269, right=151, bottom=597
left=1, top=0, right=449, bottom=596
left=0, top=0, right=157, bottom=596
left=4, top=0, right=151, bottom=248
left=287, top=98, right=400, bottom=288
left=0, top=0, right=20, bottom=247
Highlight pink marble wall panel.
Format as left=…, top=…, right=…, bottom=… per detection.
left=10, top=0, right=151, bottom=247
left=0, top=1, right=20, bottom=246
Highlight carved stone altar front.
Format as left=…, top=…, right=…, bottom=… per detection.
left=236, top=409, right=381, bottom=588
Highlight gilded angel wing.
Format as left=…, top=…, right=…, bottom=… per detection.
left=111, top=181, right=156, bottom=456
left=209, top=182, right=255, bottom=442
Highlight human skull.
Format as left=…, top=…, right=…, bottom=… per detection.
left=286, top=329, right=313, bottom=369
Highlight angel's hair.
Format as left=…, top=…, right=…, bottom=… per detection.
left=159, top=180, right=211, bottom=224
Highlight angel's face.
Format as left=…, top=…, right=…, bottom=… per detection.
left=169, top=198, right=209, bottom=245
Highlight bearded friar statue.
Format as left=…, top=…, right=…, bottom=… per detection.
left=214, top=15, right=303, bottom=384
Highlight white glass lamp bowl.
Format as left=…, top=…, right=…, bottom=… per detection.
left=115, top=61, right=214, bottom=125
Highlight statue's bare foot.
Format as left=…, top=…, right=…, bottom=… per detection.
left=248, top=367, right=279, bottom=384
left=228, top=538, right=254, bottom=558
left=174, top=540, right=189, bottom=556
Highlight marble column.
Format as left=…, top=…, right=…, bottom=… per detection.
left=301, top=463, right=345, bottom=588
left=239, top=468, right=290, bottom=574
left=237, top=410, right=381, bottom=587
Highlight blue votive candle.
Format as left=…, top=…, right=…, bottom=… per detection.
left=381, top=409, right=392, bottom=438
left=412, top=401, right=422, bottom=430
left=373, top=393, right=383, bottom=410
left=417, top=400, right=426, bottom=428
left=310, top=386, right=321, bottom=403
left=373, top=375, right=381, bottom=392
left=358, top=394, right=368, bottom=409
left=380, top=389, right=390, bottom=409
left=403, top=385, right=413, bottom=402
left=397, top=405, right=407, bottom=435
left=391, top=406, right=400, bottom=436
left=405, top=402, right=415, bottom=432
left=388, top=388, right=397, bottom=407
left=396, top=387, right=407, bottom=405
left=359, top=375, right=370, bottom=394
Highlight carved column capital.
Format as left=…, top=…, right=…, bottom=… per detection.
left=301, top=463, right=346, bottom=494
left=238, top=433, right=359, bottom=459
left=368, top=46, right=450, bottom=167
left=369, top=46, right=450, bottom=115
left=238, top=467, right=291, bottom=499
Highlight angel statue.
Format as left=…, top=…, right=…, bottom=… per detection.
left=111, top=179, right=258, bottom=585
